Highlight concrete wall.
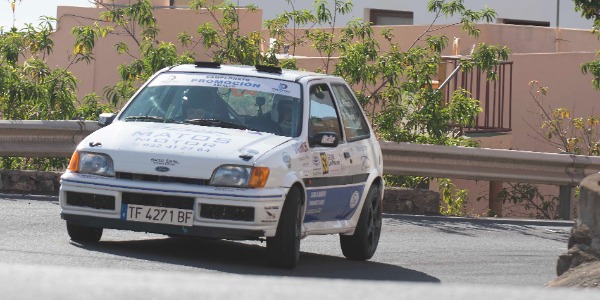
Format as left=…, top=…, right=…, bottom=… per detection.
left=510, top=52, right=599, bottom=153
left=236, top=0, right=594, bottom=30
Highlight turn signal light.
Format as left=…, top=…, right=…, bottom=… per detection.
left=68, top=151, right=80, bottom=172
left=249, top=167, right=270, bottom=188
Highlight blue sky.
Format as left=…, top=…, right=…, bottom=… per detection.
left=0, top=0, right=93, bottom=30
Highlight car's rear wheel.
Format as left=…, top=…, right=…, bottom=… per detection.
left=66, top=221, right=103, bottom=243
left=340, top=183, right=382, bottom=260
left=266, top=186, right=303, bottom=269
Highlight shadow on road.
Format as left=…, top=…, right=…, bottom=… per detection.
left=71, top=237, right=440, bottom=283
left=384, top=214, right=571, bottom=243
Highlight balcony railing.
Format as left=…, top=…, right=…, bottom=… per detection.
left=439, top=56, right=513, bottom=134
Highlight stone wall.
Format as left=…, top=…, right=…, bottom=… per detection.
left=382, top=187, right=441, bottom=215
left=0, top=170, right=62, bottom=195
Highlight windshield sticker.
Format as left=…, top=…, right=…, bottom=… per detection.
left=149, top=73, right=301, bottom=98
left=192, top=77, right=261, bottom=89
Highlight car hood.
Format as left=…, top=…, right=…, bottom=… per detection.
left=79, top=121, right=291, bottom=179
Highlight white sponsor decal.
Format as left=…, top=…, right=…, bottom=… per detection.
left=148, top=73, right=301, bottom=98
left=321, top=135, right=336, bottom=144
left=310, top=191, right=327, bottom=198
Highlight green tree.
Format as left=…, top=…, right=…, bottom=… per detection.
left=496, top=183, right=559, bottom=219
left=0, top=17, right=113, bottom=170
left=77, top=1, right=508, bottom=146
left=75, top=0, right=285, bottom=106
left=267, top=0, right=509, bottom=215
left=188, top=0, right=277, bottom=66
left=267, top=0, right=508, bottom=146
left=0, top=17, right=77, bottom=120
left=573, top=0, right=600, bottom=89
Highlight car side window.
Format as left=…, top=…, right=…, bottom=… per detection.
left=330, top=83, right=371, bottom=141
left=309, top=84, right=342, bottom=140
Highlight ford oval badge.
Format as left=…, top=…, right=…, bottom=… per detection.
left=155, top=166, right=170, bottom=172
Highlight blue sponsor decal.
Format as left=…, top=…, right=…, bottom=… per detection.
left=304, top=185, right=364, bottom=223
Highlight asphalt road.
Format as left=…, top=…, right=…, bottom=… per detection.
left=1, top=194, right=595, bottom=299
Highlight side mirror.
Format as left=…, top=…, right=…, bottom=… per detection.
left=98, top=113, right=117, bottom=127
left=309, top=132, right=339, bottom=148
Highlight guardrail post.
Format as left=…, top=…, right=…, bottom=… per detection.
left=558, top=185, right=575, bottom=220
left=489, top=181, right=503, bottom=217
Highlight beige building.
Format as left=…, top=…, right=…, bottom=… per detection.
left=47, top=0, right=600, bottom=217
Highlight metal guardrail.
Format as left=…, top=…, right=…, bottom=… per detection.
left=0, top=120, right=100, bottom=158
left=3, top=120, right=600, bottom=219
left=380, top=141, right=600, bottom=186
left=3, top=120, right=600, bottom=185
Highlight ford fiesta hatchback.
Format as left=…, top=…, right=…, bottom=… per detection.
left=60, top=62, right=384, bottom=268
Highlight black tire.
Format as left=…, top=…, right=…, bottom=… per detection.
left=340, top=183, right=382, bottom=260
left=266, top=186, right=303, bottom=269
left=66, top=221, right=103, bottom=243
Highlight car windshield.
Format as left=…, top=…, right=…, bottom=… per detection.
left=118, top=72, right=303, bottom=137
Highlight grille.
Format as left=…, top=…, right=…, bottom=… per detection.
left=200, top=204, right=254, bottom=222
left=66, top=192, right=115, bottom=210
left=117, top=172, right=208, bottom=185
left=122, top=192, right=194, bottom=210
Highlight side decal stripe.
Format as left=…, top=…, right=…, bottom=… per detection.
left=303, top=173, right=369, bottom=188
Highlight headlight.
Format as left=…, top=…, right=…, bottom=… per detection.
left=210, top=165, right=269, bottom=188
left=68, top=151, right=115, bottom=177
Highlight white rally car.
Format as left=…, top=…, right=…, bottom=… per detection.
left=60, top=62, right=384, bottom=268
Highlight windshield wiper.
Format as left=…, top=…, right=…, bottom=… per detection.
left=184, top=118, right=258, bottom=131
left=125, top=116, right=179, bottom=123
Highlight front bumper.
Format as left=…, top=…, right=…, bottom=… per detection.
left=59, top=173, right=287, bottom=239
left=61, top=213, right=267, bottom=240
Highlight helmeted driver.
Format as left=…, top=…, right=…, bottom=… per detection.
left=271, top=95, right=294, bottom=135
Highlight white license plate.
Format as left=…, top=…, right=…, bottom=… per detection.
left=123, top=204, right=194, bottom=227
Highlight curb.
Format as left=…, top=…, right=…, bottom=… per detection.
left=0, top=193, right=58, bottom=202
left=384, top=213, right=575, bottom=227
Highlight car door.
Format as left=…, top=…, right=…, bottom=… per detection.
left=329, top=82, right=374, bottom=177
left=303, top=82, right=360, bottom=224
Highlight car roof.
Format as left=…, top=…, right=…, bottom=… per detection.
left=167, top=63, right=339, bottom=82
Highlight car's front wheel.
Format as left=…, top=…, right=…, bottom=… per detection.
left=266, top=186, right=303, bottom=268
left=339, top=183, right=382, bottom=260
left=66, top=221, right=103, bottom=243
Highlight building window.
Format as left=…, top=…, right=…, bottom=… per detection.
left=497, top=18, right=550, bottom=27
left=369, top=9, right=413, bottom=26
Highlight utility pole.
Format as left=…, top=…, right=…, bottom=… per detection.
left=555, top=0, right=560, bottom=52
